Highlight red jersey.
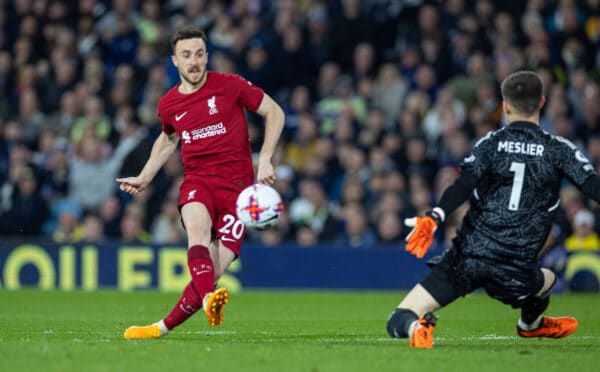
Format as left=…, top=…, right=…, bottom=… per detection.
left=158, top=72, right=264, bottom=182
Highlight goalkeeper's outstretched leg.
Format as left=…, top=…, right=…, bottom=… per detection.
left=516, top=268, right=578, bottom=338
left=386, top=284, right=443, bottom=348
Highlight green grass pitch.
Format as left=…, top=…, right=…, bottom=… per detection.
left=0, top=290, right=598, bottom=372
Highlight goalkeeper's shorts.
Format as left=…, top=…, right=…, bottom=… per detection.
left=420, top=247, right=545, bottom=308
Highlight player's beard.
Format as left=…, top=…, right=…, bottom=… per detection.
left=181, top=66, right=207, bottom=88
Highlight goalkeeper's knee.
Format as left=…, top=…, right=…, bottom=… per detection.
left=386, top=308, right=418, bottom=338
left=520, top=272, right=556, bottom=324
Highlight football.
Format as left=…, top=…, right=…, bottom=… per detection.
left=236, top=184, right=284, bottom=230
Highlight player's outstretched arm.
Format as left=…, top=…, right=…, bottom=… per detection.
left=255, top=93, right=284, bottom=185
left=116, top=131, right=179, bottom=194
left=404, top=171, right=476, bottom=258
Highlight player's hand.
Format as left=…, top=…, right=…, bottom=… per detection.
left=256, top=160, right=275, bottom=185
left=404, top=209, right=444, bottom=258
left=116, top=176, right=149, bottom=195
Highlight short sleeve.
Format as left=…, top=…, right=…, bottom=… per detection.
left=229, top=74, right=264, bottom=112
left=460, top=131, right=494, bottom=179
left=158, top=104, right=175, bottom=135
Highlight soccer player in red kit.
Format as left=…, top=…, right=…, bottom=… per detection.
left=116, top=27, right=284, bottom=339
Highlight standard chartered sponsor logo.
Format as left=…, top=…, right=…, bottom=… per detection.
left=187, top=122, right=227, bottom=141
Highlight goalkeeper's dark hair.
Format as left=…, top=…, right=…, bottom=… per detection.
left=171, top=27, right=208, bottom=53
left=500, top=70, right=543, bottom=117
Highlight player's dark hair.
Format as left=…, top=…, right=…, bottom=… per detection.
left=171, top=27, right=207, bottom=53
left=500, top=71, right=543, bottom=117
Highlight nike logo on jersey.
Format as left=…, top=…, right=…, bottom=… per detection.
left=221, top=237, right=236, bottom=242
left=175, top=112, right=188, bottom=121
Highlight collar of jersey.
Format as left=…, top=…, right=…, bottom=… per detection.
left=509, top=121, right=539, bottom=130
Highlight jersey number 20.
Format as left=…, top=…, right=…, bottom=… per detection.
left=508, top=162, right=525, bottom=211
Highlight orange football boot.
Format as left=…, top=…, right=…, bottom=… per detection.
left=410, top=312, right=438, bottom=348
left=517, top=316, right=578, bottom=338
left=204, top=287, right=229, bottom=326
left=123, top=324, right=161, bottom=339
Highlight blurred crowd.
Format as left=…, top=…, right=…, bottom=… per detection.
left=1, top=0, right=600, bottom=264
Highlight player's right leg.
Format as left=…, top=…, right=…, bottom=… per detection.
left=124, top=282, right=202, bottom=339
left=124, top=202, right=216, bottom=339
left=517, top=268, right=578, bottom=338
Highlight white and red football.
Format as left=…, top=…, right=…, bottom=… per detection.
left=236, top=184, right=284, bottom=230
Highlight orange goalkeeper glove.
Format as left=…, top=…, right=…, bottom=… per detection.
left=404, top=208, right=445, bottom=258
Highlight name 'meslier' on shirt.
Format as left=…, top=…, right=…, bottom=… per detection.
left=497, top=141, right=544, bottom=156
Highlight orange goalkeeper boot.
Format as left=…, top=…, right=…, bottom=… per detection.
left=204, top=287, right=229, bottom=327
left=410, top=312, right=437, bottom=348
left=123, top=323, right=161, bottom=339
left=517, top=316, right=578, bottom=338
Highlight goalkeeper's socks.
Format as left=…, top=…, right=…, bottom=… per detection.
left=518, top=316, right=542, bottom=331
left=163, top=281, right=203, bottom=330
left=188, top=244, right=215, bottom=296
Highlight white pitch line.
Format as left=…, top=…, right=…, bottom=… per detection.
left=10, top=330, right=600, bottom=343
left=180, top=330, right=237, bottom=335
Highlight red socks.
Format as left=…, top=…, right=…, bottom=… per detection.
left=187, top=245, right=215, bottom=296
left=163, top=245, right=215, bottom=330
left=163, top=282, right=202, bottom=330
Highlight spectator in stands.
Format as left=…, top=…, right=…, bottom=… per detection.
left=371, top=63, right=408, bottom=129
left=275, top=24, right=312, bottom=95
left=151, top=197, right=185, bottom=244
left=68, top=129, right=143, bottom=212
left=564, top=208, right=600, bottom=292
left=565, top=209, right=600, bottom=253
left=75, top=213, right=107, bottom=243
left=120, top=201, right=150, bottom=244
left=51, top=198, right=83, bottom=243
left=376, top=210, right=404, bottom=244
left=70, top=95, right=111, bottom=143
left=0, top=165, right=47, bottom=236
left=18, top=89, right=46, bottom=147
left=340, top=176, right=366, bottom=208
left=422, top=86, right=466, bottom=146
left=328, top=0, right=373, bottom=72
left=402, top=135, right=437, bottom=185
left=575, top=81, right=600, bottom=142
left=336, top=203, right=377, bottom=249
left=284, top=112, right=319, bottom=173
left=358, top=108, right=386, bottom=149
left=99, top=195, right=123, bottom=239
left=289, top=178, right=337, bottom=242
left=296, top=224, right=319, bottom=247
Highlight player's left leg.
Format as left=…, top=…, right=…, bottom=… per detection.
left=387, top=284, right=441, bottom=348
left=202, top=240, right=236, bottom=326
left=517, top=268, right=578, bottom=338
left=387, top=257, right=466, bottom=348
left=387, top=247, right=469, bottom=348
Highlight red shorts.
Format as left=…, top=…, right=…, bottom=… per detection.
left=178, top=174, right=253, bottom=256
